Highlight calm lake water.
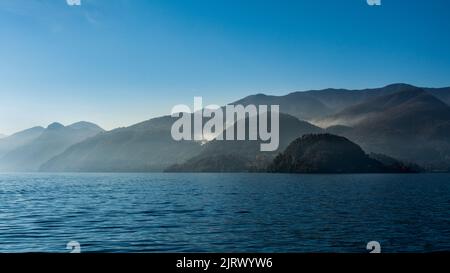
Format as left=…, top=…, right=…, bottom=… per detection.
left=0, top=173, right=449, bottom=253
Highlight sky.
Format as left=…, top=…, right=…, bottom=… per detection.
left=1, top=0, right=450, bottom=135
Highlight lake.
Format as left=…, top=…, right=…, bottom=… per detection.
left=0, top=173, right=449, bottom=253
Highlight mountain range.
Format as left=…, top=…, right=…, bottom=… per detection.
left=0, top=122, right=103, bottom=172
left=321, top=87, right=450, bottom=169
left=166, top=113, right=322, bottom=172
left=0, top=126, right=45, bottom=158
left=40, top=116, right=201, bottom=172
left=2, top=83, right=450, bottom=172
left=234, top=83, right=450, bottom=121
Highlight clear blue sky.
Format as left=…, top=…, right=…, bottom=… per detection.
left=1, top=0, right=450, bottom=134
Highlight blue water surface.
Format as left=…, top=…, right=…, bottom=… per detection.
left=0, top=173, right=449, bottom=253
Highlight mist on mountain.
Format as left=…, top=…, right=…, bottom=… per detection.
left=4, top=83, right=450, bottom=172
left=0, top=122, right=104, bottom=172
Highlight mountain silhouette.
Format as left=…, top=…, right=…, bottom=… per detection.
left=4, top=83, right=450, bottom=172
left=0, top=122, right=103, bottom=172
left=0, top=126, right=45, bottom=158
left=268, top=134, right=417, bottom=173
left=166, top=113, right=323, bottom=172
left=235, top=84, right=450, bottom=123
left=40, top=116, right=202, bottom=172
left=317, top=87, right=450, bottom=168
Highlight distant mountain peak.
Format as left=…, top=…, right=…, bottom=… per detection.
left=249, top=93, right=267, bottom=97
left=385, top=82, right=416, bottom=87
left=68, top=121, right=104, bottom=131
left=0, top=120, right=105, bottom=172
left=47, top=122, right=65, bottom=130
left=9, top=126, right=45, bottom=137
left=383, top=83, right=417, bottom=89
